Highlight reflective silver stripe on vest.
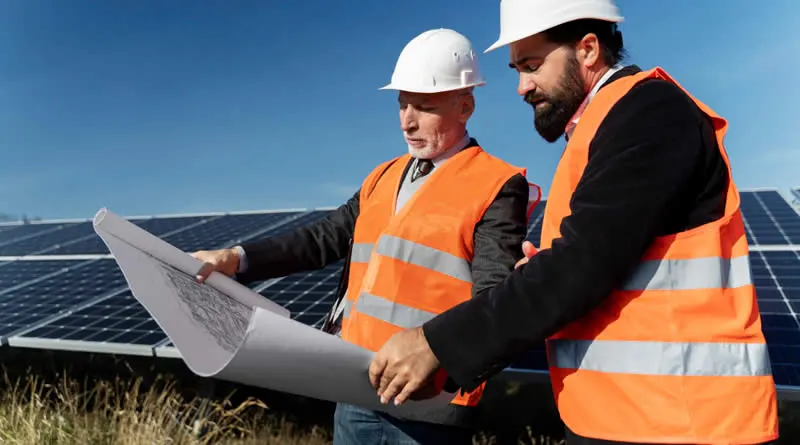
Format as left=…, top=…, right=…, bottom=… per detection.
left=350, top=243, right=374, bottom=263
left=548, top=339, right=771, bottom=377
left=375, top=235, right=472, bottom=283
left=622, top=255, right=752, bottom=291
left=355, top=292, right=438, bottom=329
left=342, top=298, right=352, bottom=318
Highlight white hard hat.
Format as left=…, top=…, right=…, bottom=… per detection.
left=380, top=28, right=486, bottom=94
left=485, top=0, right=624, bottom=53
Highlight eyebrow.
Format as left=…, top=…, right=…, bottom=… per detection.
left=509, top=56, right=543, bottom=69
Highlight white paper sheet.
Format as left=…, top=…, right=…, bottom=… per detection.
left=92, top=208, right=455, bottom=417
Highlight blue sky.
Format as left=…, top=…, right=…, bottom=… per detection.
left=1, top=0, right=799, bottom=220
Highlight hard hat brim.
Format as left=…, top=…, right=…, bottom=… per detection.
left=484, top=13, right=624, bottom=53
left=378, top=81, right=486, bottom=94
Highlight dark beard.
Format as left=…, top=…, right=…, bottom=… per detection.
left=526, top=55, right=586, bottom=143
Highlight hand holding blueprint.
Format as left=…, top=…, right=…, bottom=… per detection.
left=92, top=208, right=455, bottom=417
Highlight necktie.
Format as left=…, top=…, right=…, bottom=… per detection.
left=411, top=159, right=434, bottom=182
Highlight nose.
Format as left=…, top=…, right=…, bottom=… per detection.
left=518, top=72, right=537, bottom=97
left=400, top=107, right=418, bottom=133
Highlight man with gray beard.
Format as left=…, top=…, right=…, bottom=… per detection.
left=192, top=28, right=535, bottom=445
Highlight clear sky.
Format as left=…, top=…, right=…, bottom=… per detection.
left=2, top=0, right=799, bottom=220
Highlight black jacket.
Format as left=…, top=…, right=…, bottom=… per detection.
left=422, top=66, right=729, bottom=397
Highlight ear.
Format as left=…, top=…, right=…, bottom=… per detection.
left=575, top=33, right=601, bottom=69
left=458, top=94, right=475, bottom=124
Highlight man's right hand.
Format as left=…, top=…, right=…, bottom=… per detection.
left=514, top=240, right=537, bottom=269
left=191, top=248, right=240, bottom=283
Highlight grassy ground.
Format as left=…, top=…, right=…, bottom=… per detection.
left=0, top=371, right=562, bottom=445
left=0, top=347, right=795, bottom=445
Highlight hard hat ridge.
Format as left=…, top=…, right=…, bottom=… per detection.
left=380, top=28, right=486, bottom=94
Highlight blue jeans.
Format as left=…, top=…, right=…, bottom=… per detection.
left=333, top=403, right=473, bottom=445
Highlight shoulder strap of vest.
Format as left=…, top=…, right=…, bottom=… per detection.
left=362, top=156, right=404, bottom=201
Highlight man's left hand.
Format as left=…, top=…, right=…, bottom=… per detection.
left=368, top=327, right=442, bottom=406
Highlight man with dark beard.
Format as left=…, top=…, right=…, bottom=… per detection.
left=367, top=1, right=780, bottom=444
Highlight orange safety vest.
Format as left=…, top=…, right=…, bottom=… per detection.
left=539, top=67, right=779, bottom=444
left=340, top=144, right=527, bottom=407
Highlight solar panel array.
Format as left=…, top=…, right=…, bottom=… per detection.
left=0, top=189, right=799, bottom=396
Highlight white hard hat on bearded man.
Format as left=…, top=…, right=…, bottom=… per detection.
left=485, top=0, right=624, bottom=53
left=380, top=28, right=486, bottom=94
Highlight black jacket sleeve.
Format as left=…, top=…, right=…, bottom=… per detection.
left=470, top=173, right=530, bottom=299
left=423, top=79, right=720, bottom=392
left=235, top=190, right=360, bottom=284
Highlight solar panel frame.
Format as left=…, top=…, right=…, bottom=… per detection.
left=7, top=288, right=163, bottom=357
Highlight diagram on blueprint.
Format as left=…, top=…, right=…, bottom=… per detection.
left=158, top=261, right=250, bottom=354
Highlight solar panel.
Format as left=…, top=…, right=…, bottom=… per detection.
left=0, top=259, right=81, bottom=290
left=526, top=200, right=546, bottom=247
left=751, top=250, right=800, bottom=388
left=256, top=260, right=344, bottom=328
left=0, top=259, right=126, bottom=340
left=159, top=211, right=300, bottom=252
left=134, top=215, right=209, bottom=234
left=0, top=222, right=96, bottom=256
left=0, top=222, right=73, bottom=249
left=257, top=210, right=333, bottom=237
left=1, top=194, right=798, bottom=399
left=741, top=190, right=800, bottom=245
left=45, top=215, right=212, bottom=255
left=9, top=289, right=168, bottom=356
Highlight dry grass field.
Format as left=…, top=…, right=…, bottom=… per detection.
left=0, top=371, right=564, bottom=445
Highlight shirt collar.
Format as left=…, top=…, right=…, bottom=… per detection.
left=564, top=64, right=624, bottom=141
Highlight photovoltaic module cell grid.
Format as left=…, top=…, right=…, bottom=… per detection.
left=526, top=200, right=546, bottom=246
left=9, top=215, right=214, bottom=256
left=752, top=249, right=800, bottom=387
left=0, top=259, right=126, bottom=338
left=18, top=290, right=168, bottom=347
left=160, top=212, right=300, bottom=252
left=0, top=222, right=96, bottom=256
left=0, top=260, right=83, bottom=290
left=0, top=222, right=68, bottom=246
left=258, top=261, right=345, bottom=328
left=741, top=190, right=800, bottom=245
left=256, top=210, right=333, bottom=238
